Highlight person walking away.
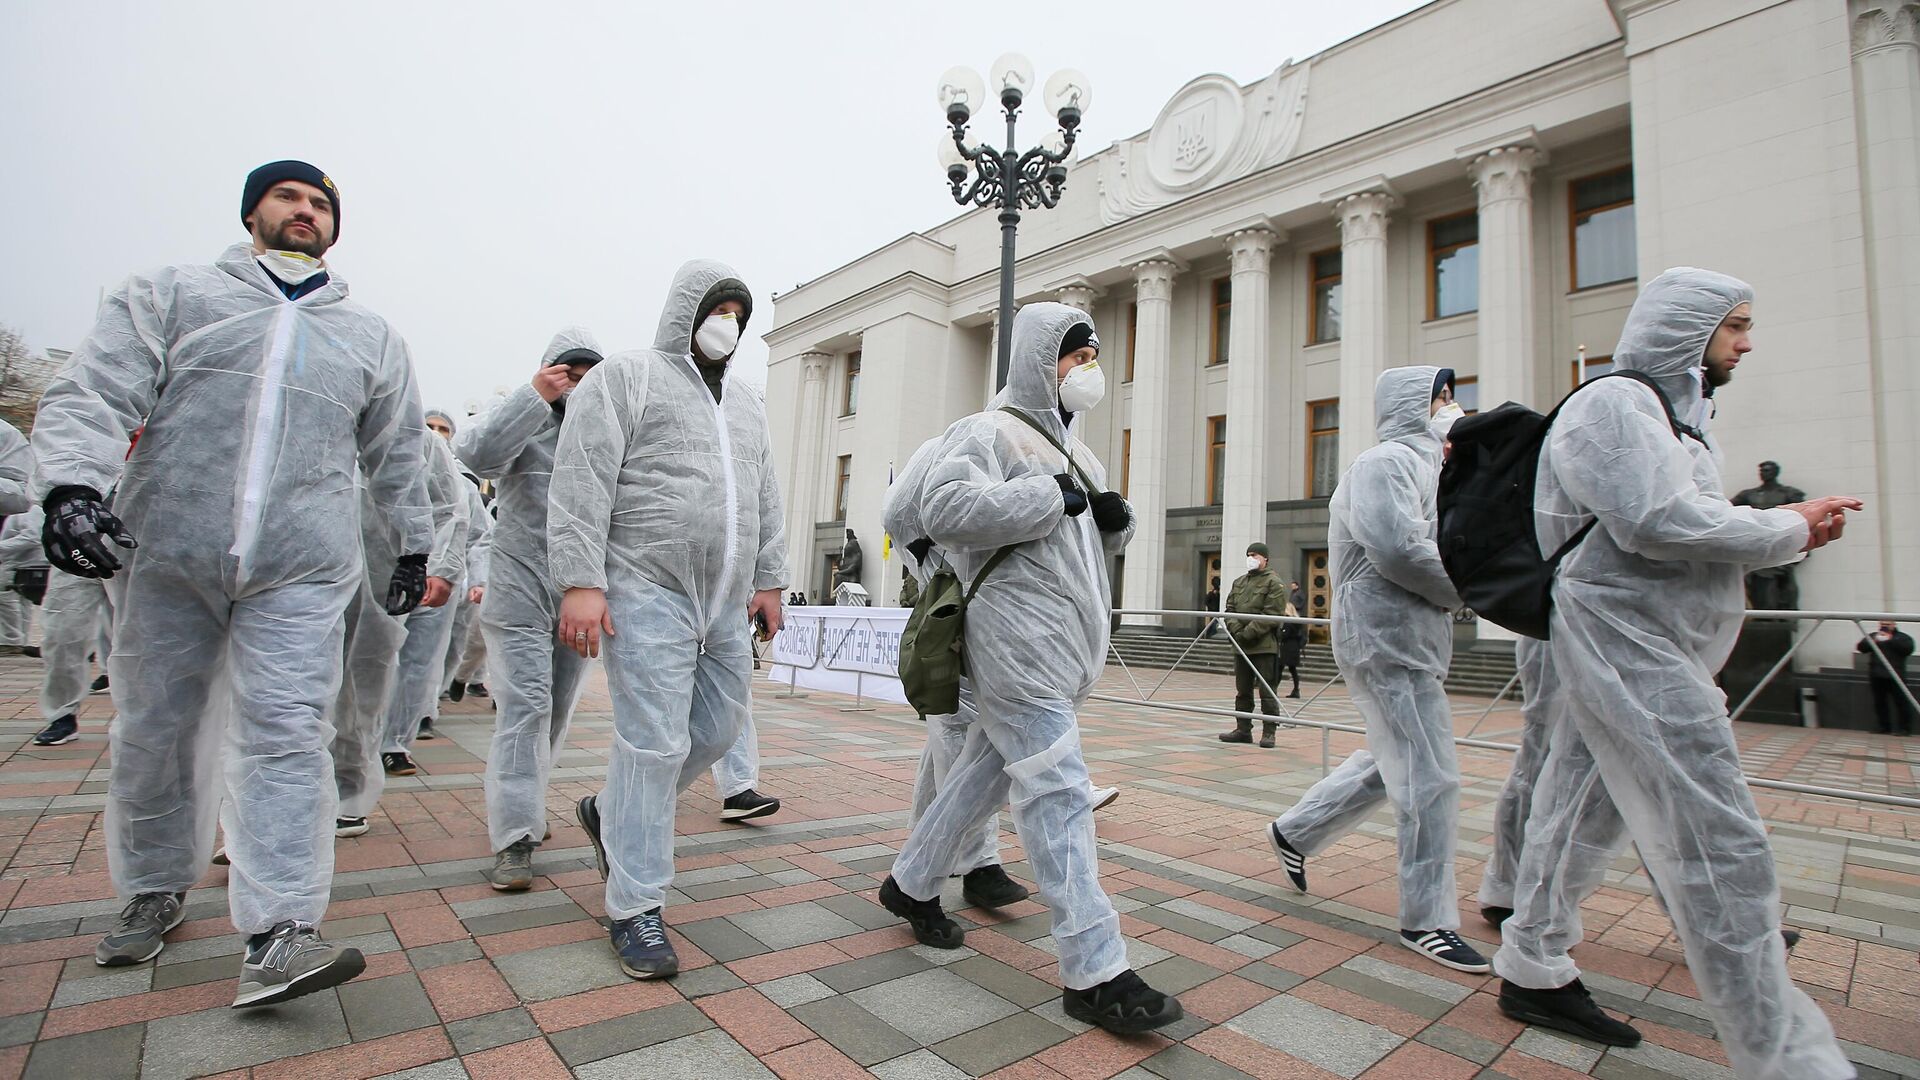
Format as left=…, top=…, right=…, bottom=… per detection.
left=30, top=160, right=432, bottom=1007
left=1220, top=542, right=1289, bottom=747
left=1492, top=269, right=1860, bottom=1076
left=1858, top=622, right=1914, bottom=735
left=875, top=304, right=1184, bottom=1033
left=550, top=262, right=787, bottom=978
left=1277, top=600, right=1305, bottom=698
left=1263, top=367, right=1489, bottom=974
left=455, top=327, right=605, bottom=892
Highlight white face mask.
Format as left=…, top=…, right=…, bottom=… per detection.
left=257, top=249, right=326, bottom=285
left=1247, top=556, right=1265, bottom=572
left=694, top=312, right=741, bottom=361
left=1429, top=401, right=1465, bottom=441
left=1058, top=360, right=1105, bottom=413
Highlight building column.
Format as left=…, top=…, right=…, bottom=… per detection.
left=786, top=352, right=832, bottom=590
left=1220, top=226, right=1278, bottom=569
left=1055, top=279, right=1104, bottom=320
left=1469, top=146, right=1544, bottom=411
left=1851, top=1, right=1920, bottom=609
left=1120, top=258, right=1181, bottom=627
left=1333, top=190, right=1396, bottom=472
left=982, top=309, right=1002, bottom=409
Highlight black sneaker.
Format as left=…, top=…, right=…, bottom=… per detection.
left=335, top=817, right=370, bottom=838
left=90, top=674, right=109, bottom=694
left=1481, top=905, right=1514, bottom=929
left=577, top=795, right=608, bottom=879
left=1401, top=928, right=1491, bottom=973
left=382, top=752, right=416, bottom=776
left=610, top=909, right=678, bottom=979
left=1782, top=928, right=1801, bottom=950
left=1062, top=969, right=1185, bottom=1034
left=720, top=789, right=780, bottom=821
left=1267, top=823, right=1307, bottom=893
left=878, top=875, right=964, bottom=948
left=469, top=682, right=489, bottom=698
left=1498, top=979, right=1642, bottom=1047
left=416, top=717, right=435, bottom=740
left=232, top=921, right=366, bottom=1008
left=20, top=645, right=39, bottom=659
left=33, top=714, right=78, bottom=746
left=961, top=864, right=1031, bottom=909
left=448, top=680, right=466, bottom=702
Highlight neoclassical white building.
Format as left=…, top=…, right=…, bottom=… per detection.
left=766, top=0, right=1919, bottom=666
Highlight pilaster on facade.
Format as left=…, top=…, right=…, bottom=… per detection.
left=1216, top=222, right=1281, bottom=568
left=1328, top=184, right=1398, bottom=472
left=786, top=351, right=834, bottom=573
left=1120, top=252, right=1186, bottom=626
left=1467, top=143, right=1545, bottom=412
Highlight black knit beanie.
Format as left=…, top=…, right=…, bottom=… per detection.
left=694, top=278, right=754, bottom=336
left=241, top=160, right=341, bottom=244
left=1058, top=322, right=1098, bottom=359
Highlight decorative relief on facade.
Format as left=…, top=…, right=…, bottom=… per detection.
left=1097, top=64, right=1310, bottom=224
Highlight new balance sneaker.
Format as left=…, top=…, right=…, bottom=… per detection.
left=610, top=909, right=678, bottom=979
left=89, top=674, right=110, bottom=694
left=1401, top=928, right=1491, bottom=973
left=720, top=789, right=780, bottom=821
left=415, top=717, right=435, bottom=741
left=488, top=838, right=536, bottom=892
left=1481, top=905, right=1514, bottom=929
left=1498, top=979, right=1642, bottom=1047
left=1061, top=969, right=1185, bottom=1034
left=961, top=864, right=1031, bottom=909
left=95, top=892, right=186, bottom=966
left=1267, top=822, right=1307, bottom=893
left=232, top=922, right=366, bottom=1008
left=1091, top=786, right=1120, bottom=812
left=382, top=752, right=417, bottom=776
left=335, top=817, right=370, bottom=838
left=32, top=714, right=78, bottom=746
left=879, top=875, right=964, bottom=948
left=577, top=795, right=608, bottom=879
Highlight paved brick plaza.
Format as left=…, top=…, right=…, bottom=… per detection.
left=1, top=653, right=1917, bottom=1079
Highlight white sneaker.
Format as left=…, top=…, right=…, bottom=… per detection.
left=1091, top=786, right=1120, bottom=812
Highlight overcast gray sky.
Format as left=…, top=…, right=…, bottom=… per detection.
left=1, top=0, right=1425, bottom=411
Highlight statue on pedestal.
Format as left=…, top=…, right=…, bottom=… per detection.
left=1730, top=461, right=1806, bottom=610
left=835, top=529, right=864, bottom=588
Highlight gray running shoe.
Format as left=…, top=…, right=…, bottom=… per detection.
left=488, top=838, right=536, bottom=892
left=232, top=921, right=365, bottom=1008
left=95, top=892, right=186, bottom=966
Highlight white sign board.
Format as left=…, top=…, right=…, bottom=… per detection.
left=766, top=606, right=910, bottom=705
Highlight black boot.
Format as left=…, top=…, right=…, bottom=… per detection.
left=878, top=876, right=963, bottom=948
left=1258, top=721, right=1277, bottom=749
left=961, top=864, right=1031, bottom=909
left=1218, top=720, right=1253, bottom=744
left=1061, top=969, right=1184, bottom=1034
left=1498, top=979, right=1642, bottom=1047
left=1287, top=683, right=1301, bottom=699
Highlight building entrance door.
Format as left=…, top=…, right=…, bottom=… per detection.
left=1303, top=548, right=1331, bottom=644
left=821, top=553, right=840, bottom=605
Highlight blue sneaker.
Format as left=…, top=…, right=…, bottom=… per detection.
left=611, top=909, right=677, bottom=979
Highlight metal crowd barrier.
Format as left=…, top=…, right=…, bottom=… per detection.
left=1097, top=606, right=1920, bottom=811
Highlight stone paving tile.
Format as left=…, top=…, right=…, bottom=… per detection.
left=0, top=663, right=1915, bottom=1080
left=20, top=1020, right=143, bottom=1080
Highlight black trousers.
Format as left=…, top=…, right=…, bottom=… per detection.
left=1870, top=679, right=1915, bottom=735
left=1234, top=653, right=1281, bottom=718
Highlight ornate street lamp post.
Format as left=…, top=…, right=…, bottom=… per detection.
left=938, top=55, right=1092, bottom=390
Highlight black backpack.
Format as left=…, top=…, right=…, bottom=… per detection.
left=1436, top=370, right=1701, bottom=639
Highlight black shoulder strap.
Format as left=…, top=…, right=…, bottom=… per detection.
left=1579, top=370, right=1706, bottom=445
left=964, top=545, right=1017, bottom=604
left=997, top=407, right=1103, bottom=494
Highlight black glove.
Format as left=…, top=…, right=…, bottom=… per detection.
left=1090, top=491, right=1132, bottom=533
left=385, top=553, right=429, bottom=616
left=1055, top=474, right=1087, bottom=517
left=11, top=568, right=48, bottom=606
left=43, top=486, right=137, bottom=579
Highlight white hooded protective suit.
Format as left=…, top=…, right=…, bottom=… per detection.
left=885, top=435, right=1000, bottom=874
left=548, top=261, right=787, bottom=919
left=440, top=482, right=492, bottom=695
left=457, top=327, right=602, bottom=852
left=39, top=572, right=112, bottom=723
left=380, top=431, right=471, bottom=753
left=888, top=302, right=1133, bottom=990
left=1270, top=365, right=1464, bottom=932
left=1493, top=268, right=1850, bottom=1080
left=0, top=421, right=32, bottom=515
left=29, top=243, right=432, bottom=935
